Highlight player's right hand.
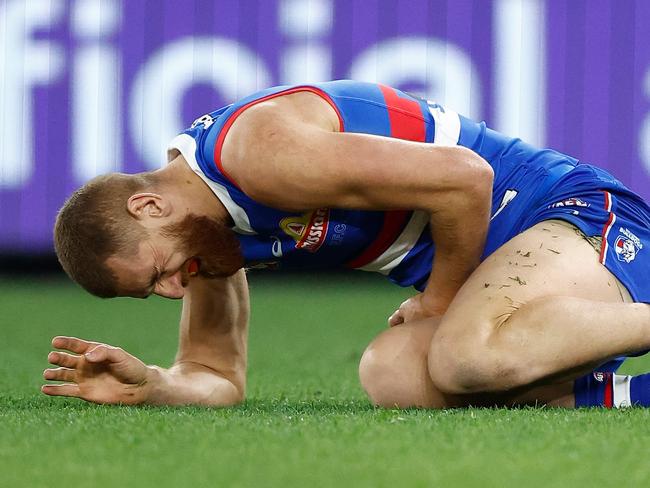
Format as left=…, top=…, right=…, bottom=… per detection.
left=42, top=336, right=151, bottom=405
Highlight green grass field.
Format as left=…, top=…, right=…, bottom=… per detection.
left=2, top=273, right=650, bottom=487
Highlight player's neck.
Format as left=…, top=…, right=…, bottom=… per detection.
left=157, top=155, right=232, bottom=226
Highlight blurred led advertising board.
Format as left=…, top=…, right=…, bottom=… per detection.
left=1, top=0, right=649, bottom=252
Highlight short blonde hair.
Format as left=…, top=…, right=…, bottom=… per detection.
left=54, top=172, right=155, bottom=297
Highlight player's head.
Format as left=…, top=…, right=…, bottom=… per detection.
left=54, top=172, right=243, bottom=299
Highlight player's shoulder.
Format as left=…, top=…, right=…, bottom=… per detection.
left=187, top=79, right=370, bottom=142
left=224, top=84, right=340, bottom=147
left=177, top=80, right=360, bottom=191
left=224, top=79, right=376, bottom=130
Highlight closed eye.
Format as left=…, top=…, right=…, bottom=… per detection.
left=141, top=267, right=162, bottom=299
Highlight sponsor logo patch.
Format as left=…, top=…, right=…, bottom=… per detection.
left=330, top=223, right=347, bottom=246
left=614, top=228, right=643, bottom=263
left=280, top=208, right=330, bottom=253
left=548, top=197, right=590, bottom=209
left=270, top=236, right=283, bottom=258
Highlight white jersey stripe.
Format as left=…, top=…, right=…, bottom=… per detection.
left=358, top=211, right=429, bottom=275
left=427, top=102, right=461, bottom=146
left=168, top=134, right=257, bottom=235
left=613, top=374, right=632, bottom=408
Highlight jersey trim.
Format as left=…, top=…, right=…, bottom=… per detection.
left=213, top=86, right=345, bottom=187
left=346, top=210, right=411, bottom=269
left=353, top=211, right=430, bottom=275
left=599, top=190, right=616, bottom=264
left=604, top=373, right=614, bottom=408
left=426, top=102, right=461, bottom=145
left=613, top=374, right=632, bottom=408
left=378, top=84, right=426, bottom=141
left=168, top=134, right=257, bottom=235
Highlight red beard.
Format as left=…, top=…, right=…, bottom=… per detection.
left=161, top=214, right=244, bottom=278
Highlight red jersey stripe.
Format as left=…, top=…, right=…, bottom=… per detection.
left=345, top=86, right=427, bottom=269
left=604, top=373, right=614, bottom=408
left=378, top=84, right=426, bottom=142
left=599, top=191, right=615, bottom=264
left=346, top=210, right=412, bottom=269
left=213, top=86, right=345, bottom=187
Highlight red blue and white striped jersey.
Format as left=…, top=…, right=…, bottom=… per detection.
left=168, top=80, right=580, bottom=290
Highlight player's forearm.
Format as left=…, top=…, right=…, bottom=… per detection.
left=144, top=362, right=244, bottom=407
left=423, top=171, right=493, bottom=313
left=152, top=272, right=249, bottom=407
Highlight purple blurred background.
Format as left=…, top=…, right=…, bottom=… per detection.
left=1, top=0, right=649, bottom=253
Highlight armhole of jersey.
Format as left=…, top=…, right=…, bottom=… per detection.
left=213, top=86, right=345, bottom=187
left=168, top=133, right=257, bottom=235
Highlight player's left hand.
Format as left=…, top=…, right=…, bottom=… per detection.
left=388, top=293, right=442, bottom=327
left=42, top=336, right=150, bottom=405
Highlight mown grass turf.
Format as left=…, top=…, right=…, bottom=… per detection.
left=1, top=273, right=650, bottom=487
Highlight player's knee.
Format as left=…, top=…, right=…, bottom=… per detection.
left=359, top=338, right=408, bottom=408
left=358, top=346, right=393, bottom=407
left=428, top=318, right=524, bottom=395
left=359, top=328, right=442, bottom=409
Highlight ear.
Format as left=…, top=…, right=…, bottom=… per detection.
left=126, top=193, right=172, bottom=221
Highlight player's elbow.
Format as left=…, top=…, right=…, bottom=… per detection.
left=217, top=389, right=245, bottom=407
left=424, top=147, right=493, bottom=213
left=446, top=150, right=493, bottom=220
left=202, top=380, right=245, bottom=407
left=458, top=148, right=493, bottom=198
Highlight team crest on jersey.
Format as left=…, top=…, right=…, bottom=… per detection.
left=280, top=208, right=330, bottom=252
left=614, top=227, right=643, bottom=263
left=190, top=113, right=215, bottom=130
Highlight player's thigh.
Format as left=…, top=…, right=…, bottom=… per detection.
left=439, top=219, right=630, bottom=338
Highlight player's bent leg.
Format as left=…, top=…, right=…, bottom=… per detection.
left=428, top=220, right=650, bottom=396
left=360, top=317, right=577, bottom=409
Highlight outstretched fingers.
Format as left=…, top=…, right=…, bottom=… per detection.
left=41, top=383, right=81, bottom=398
left=85, top=344, right=125, bottom=364
left=43, top=339, right=84, bottom=399
left=51, top=336, right=99, bottom=354
left=48, top=351, right=80, bottom=368
left=43, top=367, right=76, bottom=383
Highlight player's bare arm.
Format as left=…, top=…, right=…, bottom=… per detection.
left=221, top=92, right=493, bottom=322
left=43, top=269, right=249, bottom=406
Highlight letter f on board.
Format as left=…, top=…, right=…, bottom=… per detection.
left=0, top=0, right=65, bottom=188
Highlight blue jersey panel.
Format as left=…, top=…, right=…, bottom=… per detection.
left=172, top=80, right=650, bottom=301
left=517, top=165, right=650, bottom=304
left=313, top=80, right=392, bottom=136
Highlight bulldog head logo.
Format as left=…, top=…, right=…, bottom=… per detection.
left=615, top=236, right=638, bottom=263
